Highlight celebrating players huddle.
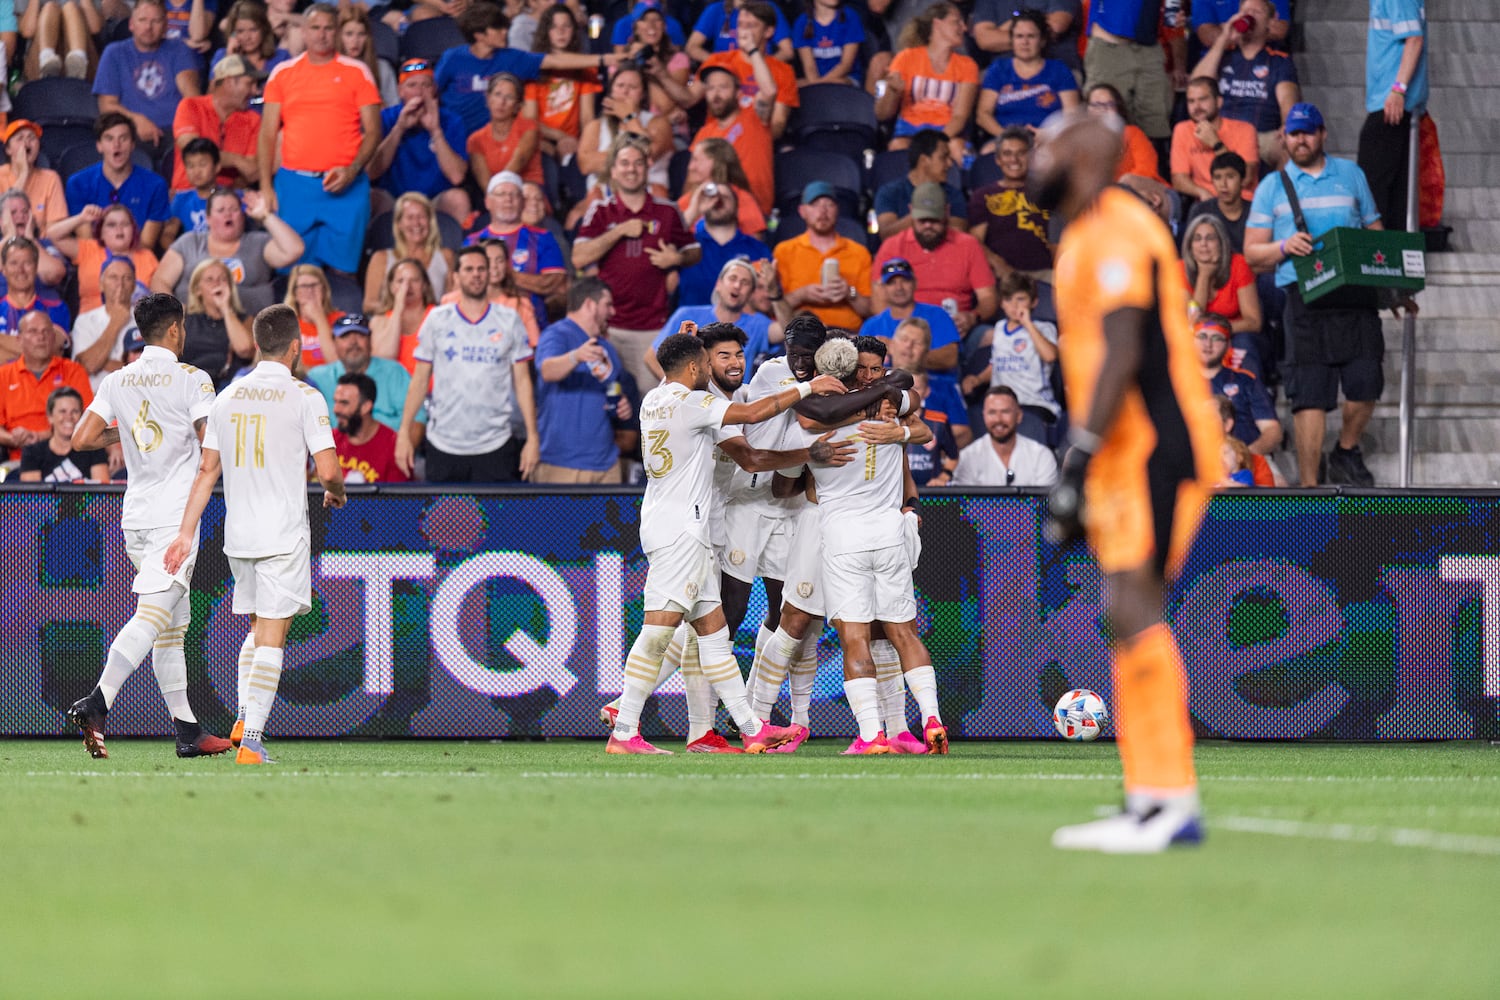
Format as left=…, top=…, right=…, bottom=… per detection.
left=602, top=314, right=950, bottom=756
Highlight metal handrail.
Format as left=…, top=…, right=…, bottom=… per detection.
left=1398, top=111, right=1422, bottom=488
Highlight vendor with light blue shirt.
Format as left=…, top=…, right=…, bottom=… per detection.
left=305, top=313, right=423, bottom=432
left=1243, top=101, right=1403, bottom=490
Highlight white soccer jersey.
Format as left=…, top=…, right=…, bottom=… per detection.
left=637, top=381, right=732, bottom=553
left=203, top=361, right=335, bottom=559
left=413, top=301, right=532, bottom=455
left=795, top=423, right=907, bottom=556
left=86, top=344, right=215, bottom=531
left=737, top=357, right=803, bottom=516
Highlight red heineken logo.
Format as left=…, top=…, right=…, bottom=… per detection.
left=1373, top=251, right=1387, bottom=265
left=1314, top=260, right=1325, bottom=274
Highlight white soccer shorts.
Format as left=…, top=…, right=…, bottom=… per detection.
left=782, top=504, right=824, bottom=617
left=643, top=534, right=721, bottom=620
left=719, top=504, right=793, bottom=584
left=824, top=544, right=917, bottom=625
left=229, top=538, right=313, bottom=620
left=125, top=525, right=198, bottom=596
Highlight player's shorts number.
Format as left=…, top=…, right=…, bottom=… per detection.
left=645, top=429, right=674, bottom=479
left=131, top=401, right=163, bottom=453
left=229, top=412, right=267, bottom=469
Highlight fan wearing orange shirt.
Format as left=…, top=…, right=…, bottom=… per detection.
left=657, top=1, right=797, bottom=141
left=1033, top=111, right=1223, bottom=855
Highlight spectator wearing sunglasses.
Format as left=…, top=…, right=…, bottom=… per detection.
left=368, top=58, right=472, bottom=224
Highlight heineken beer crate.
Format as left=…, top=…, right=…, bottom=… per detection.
left=1294, top=227, right=1426, bottom=305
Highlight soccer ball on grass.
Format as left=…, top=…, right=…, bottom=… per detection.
left=1053, top=689, right=1109, bottom=741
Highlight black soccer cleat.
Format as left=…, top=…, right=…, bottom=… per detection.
left=66, top=694, right=109, bottom=759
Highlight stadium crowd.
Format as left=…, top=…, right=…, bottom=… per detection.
left=0, top=0, right=1426, bottom=488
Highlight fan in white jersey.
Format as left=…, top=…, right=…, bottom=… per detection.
left=598, top=321, right=855, bottom=752
left=66, top=293, right=234, bottom=760
left=791, top=338, right=949, bottom=755
left=606, top=329, right=849, bottom=754
left=166, top=304, right=347, bottom=766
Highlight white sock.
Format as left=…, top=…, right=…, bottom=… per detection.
left=755, top=624, right=775, bottom=664
left=612, top=624, right=675, bottom=739
left=696, top=626, right=761, bottom=736
left=843, top=676, right=882, bottom=741
left=97, top=593, right=175, bottom=708
left=904, top=665, right=941, bottom=724
left=151, top=594, right=195, bottom=722
left=872, top=640, right=907, bottom=735
left=242, top=646, right=284, bottom=743
left=749, top=626, right=798, bottom=719
left=236, top=631, right=255, bottom=720
left=788, top=629, right=821, bottom=727
left=680, top=631, right=716, bottom=742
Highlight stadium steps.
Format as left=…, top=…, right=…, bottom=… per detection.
left=1292, top=1, right=1500, bottom=486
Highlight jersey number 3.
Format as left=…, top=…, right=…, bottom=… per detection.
left=645, top=429, right=674, bottom=478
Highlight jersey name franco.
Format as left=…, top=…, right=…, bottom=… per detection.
left=85, top=344, right=215, bottom=531
left=203, top=361, right=336, bottom=559
left=797, top=423, right=906, bottom=555
left=637, top=382, right=732, bottom=554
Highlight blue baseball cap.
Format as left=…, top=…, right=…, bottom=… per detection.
left=1284, top=103, right=1324, bottom=135
left=801, top=180, right=838, bottom=206
left=332, top=313, right=372, bottom=337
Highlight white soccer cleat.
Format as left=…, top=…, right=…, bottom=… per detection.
left=1052, top=804, right=1204, bottom=854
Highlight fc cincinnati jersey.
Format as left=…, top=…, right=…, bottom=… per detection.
left=637, top=382, right=731, bottom=553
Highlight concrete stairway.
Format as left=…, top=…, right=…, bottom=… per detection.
left=1292, top=0, right=1500, bottom=486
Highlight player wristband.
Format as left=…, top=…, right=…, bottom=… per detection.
left=904, top=495, right=919, bottom=509
left=796, top=382, right=813, bottom=399
left=900, top=425, right=911, bottom=443
left=1069, top=428, right=1103, bottom=456
left=1391, top=81, right=1407, bottom=94
left=1279, top=238, right=1288, bottom=257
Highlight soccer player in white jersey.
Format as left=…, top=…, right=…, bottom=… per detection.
left=608, top=331, right=850, bottom=754
left=65, top=294, right=234, bottom=759
left=793, top=338, right=948, bottom=755
left=166, top=305, right=347, bottom=765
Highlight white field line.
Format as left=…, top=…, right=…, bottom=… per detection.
left=14, top=769, right=1499, bottom=785
left=1215, top=815, right=1500, bottom=857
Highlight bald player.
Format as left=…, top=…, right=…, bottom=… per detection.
left=1032, top=111, right=1224, bottom=853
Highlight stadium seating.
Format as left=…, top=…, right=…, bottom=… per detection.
left=366, top=210, right=466, bottom=253
left=773, top=149, right=862, bottom=219
left=399, top=16, right=464, bottom=61
left=13, top=78, right=99, bottom=127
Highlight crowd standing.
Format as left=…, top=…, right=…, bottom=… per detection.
left=0, top=0, right=1428, bottom=489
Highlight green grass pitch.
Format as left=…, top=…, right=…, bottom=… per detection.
left=3, top=739, right=1498, bottom=998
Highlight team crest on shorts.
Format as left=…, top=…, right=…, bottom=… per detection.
left=685, top=582, right=699, bottom=600
left=729, top=549, right=746, bottom=566
left=796, top=582, right=814, bottom=599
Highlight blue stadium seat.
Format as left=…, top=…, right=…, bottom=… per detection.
left=966, top=153, right=1004, bottom=194
left=372, top=20, right=400, bottom=68
left=327, top=271, right=365, bottom=314
left=36, top=124, right=94, bottom=168
left=13, top=78, right=98, bottom=126
left=867, top=149, right=908, bottom=197
left=56, top=142, right=156, bottom=182
left=366, top=209, right=466, bottom=253
left=788, top=84, right=878, bottom=165
left=771, top=211, right=872, bottom=251
left=774, top=149, right=862, bottom=218
left=399, top=16, right=464, bottom=61
left=666, top=148, right=691, bottom=201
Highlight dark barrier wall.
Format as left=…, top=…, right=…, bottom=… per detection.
left=2, top=488, right=1496, bottom=739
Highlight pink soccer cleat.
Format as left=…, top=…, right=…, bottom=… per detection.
left=888, top=731, right=928, bottom=754
left=741, top=720, right=802, bottom=754
left=923, top=717, right=949, bottom=755
left=841, top=733, right=893, bottom=755
left=766, top=724, right=810, bottom=754
left=685, top=729, right=745, bottom=753
left=606, top=734, right=672, bottom=755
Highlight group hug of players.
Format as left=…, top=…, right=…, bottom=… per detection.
left=60, top=111, right=1220, bottom=852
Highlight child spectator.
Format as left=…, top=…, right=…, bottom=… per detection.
left=164, top=138, right=220, bottom=245
left=963, top=272, right=1059, bottom=446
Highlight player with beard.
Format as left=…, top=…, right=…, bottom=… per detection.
left=606, top=331, right=850, bottom=754
left=599, top=320, right=853, bottom=751
left=741, top=318, right=917, bottom=749
left=1031, top=111, right=1223, bottom=852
